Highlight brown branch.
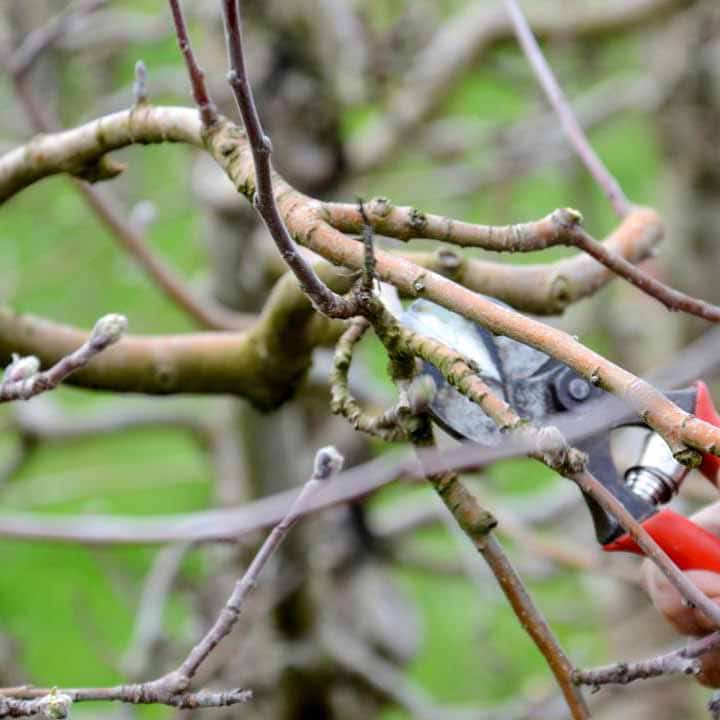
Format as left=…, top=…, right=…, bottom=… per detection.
left=3, top=109, right=720, bottom=461
left=0, top=261, right=349, bottom=408
left=574, top=650, right=699, bottom=688
left=405, top=415, right=589, bottom=719
left=574, top=632, right=720, bottom=689
left=567, top=224, right=720, bottom=322
left=571, top=468, right=720, bottom=629
left=0, top=314, right=126, bottom=402
left=362, top=303, right=720, bottom=633
left=323, top=198, right=650, bottom=253
left=0, top=447, right=342, bottom=716
left=398, top=212, right=661, bottom=314
left=219, top=0, right=356, bottom=319
left=3, top=307, right=720, bottom=544
left=362, top=302, right=590, bottom=715
left=324, top=200, right=581, bottom=249
left=167, top=0, right=218, bottom=127
left=328, top=199, right=720, bottom=324
left=501, top=0, right=630, bottom=217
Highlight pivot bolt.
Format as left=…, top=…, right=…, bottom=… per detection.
left=568, top=377, right=590, bottom=401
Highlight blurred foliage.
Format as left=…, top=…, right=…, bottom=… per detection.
left=0, top=0, right=671, bottom=715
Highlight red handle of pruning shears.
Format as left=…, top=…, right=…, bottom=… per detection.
left=603, top=381, right=720, bottom=571
left=604, top=509, right=720, bottom=573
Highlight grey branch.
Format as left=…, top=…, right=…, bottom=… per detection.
left=219, top=0, right=357, bottom=319
left=0, top=314, right=127, bottom=403
left=0, top=447, right=342, bottom=715
left=176, top=445, right=344, bottom=680
left=0, top=687, right=251, bottom=717
left=501, top=0, right=630, bottom=217
left=7, top=0, right=107, bottom=79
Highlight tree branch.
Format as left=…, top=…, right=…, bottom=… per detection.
left=501, top=0, right=630, bottom=217
left=404, top=413, right=589, bottom=719
left=167, top=0, right=218, bottom=127
left=3, top=108, right=720, bottom=462
left=0, top=261, right=349, bottom=408
left=0, top=446, right=343, bottom=716
left=0, top=686, right=251, bottom=716
left=175, top=445, right=343, bottom=680
left=330, top=317, right=408, bottom=442
left=7, top=0, right=107, bottom=79
left=219, top=0, right=356, bottom=319
left=5, top=52, right=243, bottom=332
left=0, top=314, right=126, bottom=402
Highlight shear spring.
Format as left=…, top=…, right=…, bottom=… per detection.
left=625, top=467, right=680, bottom=506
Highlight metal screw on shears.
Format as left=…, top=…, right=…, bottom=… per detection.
left=568, top=378, right=591, bottom=401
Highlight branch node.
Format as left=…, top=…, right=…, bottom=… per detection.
left=37, top=689, right=72, bottom=720
left=369, top=196, right=392, bottom=218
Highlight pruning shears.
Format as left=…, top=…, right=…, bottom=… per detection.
left=401, top=299, right=720, bottom=572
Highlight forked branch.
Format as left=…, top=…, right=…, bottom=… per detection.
left=218, top=0, right=357, bottom=319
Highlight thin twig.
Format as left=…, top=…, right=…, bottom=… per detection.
left=357, top=199, right=376, bottom=292
left=8, top=0, right=107, bottom=79
left=133, top=60, right=149, bottom=105
left=575, top=632, right=720, bottom=689
left=122, top=542, right=192, bottom=679
left=219, top=0, right=356, bottom=319
left=571, top=468, right=720, bottom=629
left=501, top=0, right=631, bottom=217
left=574, top=649, right=699, bottom=688
left=330, top=318, right=408, bottom=442
left=0, top=314, right=126, bottom=402
left=176, top=445, right=344, bottom=680
left=0, top=447, right=343, bottom=716
left=568, top=224, right=720, bottom=322
left=167, top=0, right=218, bottom=127
left=0, top=687, right=251, bottom=716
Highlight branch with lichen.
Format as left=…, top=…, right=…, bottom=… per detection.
left=335, top=288, right=720, bottom=635
left=363, top=319, right=590, bottom=718
left=2, top=106, right=720, bottom=464
left=330, top=317, right=409, bottom=442
left=0, top=686, right=251, bottom=717
left=325, top=200, right=720, bottom=323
